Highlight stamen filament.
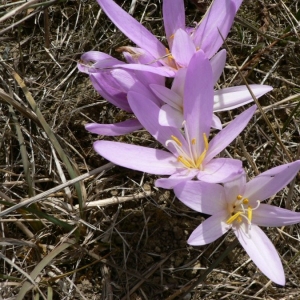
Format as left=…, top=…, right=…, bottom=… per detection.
left=248, top=206, right=253, bottom=223
left=177, top=156, right=193, bottom=168
left=196, top=150, right=207, bottom=168
left=203, top=133, right=209, bottom=151
left=226, top=211, right=242, bottom=224
left=171, top=135, right=182, bottom=147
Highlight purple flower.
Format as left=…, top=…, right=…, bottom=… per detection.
left=174, top=161, right=300, bottom=285
left=85, top=0, right=243, bottom=74
left=78, top=51, right=165, bottom=136
left=93, top=51, right=256, bottom=188
left=150, top=49, right=272, bottom=130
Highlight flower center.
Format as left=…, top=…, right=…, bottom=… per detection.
left=165, top=48, right=179, bottom=70
left=226, top=195, right=260, bottom=227
left=166, top=123, right=208, bottom=170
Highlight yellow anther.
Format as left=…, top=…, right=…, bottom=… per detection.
left=237, top=195, right=243, bottom=200
left=226, top=211, right=242, bottom=224
left=203, top=133, right=209, bottom=151
left=166, top=48, right=174, bottom=60
left=237, top=216, right=242, bottom=223
left=195, top=150, right=207, bottom=168
left=243, top=198, right=249, bottom=205
left=177, top=156, right=193, bottom=168
left=171, top=135, right=182, bottom=147
left=247, top=206, right=253, bottom=223
left=170, top=34, right=175, bottom=40
left=191, top=138, right=196, bottom=145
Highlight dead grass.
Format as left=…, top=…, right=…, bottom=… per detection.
left=0, top=0, right=300, bottom=299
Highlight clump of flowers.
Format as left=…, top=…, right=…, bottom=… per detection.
left=79, top=0, right=300, bottom=286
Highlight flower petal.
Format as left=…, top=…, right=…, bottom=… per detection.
left=155, top=170, right=198, bottom=189
left=211, top=114, right=222, bottom=130
left=163, top=0, right=185, bottom=47
left=150, top=84, right=182, bottom=110
left=174, top=181, right=227, bottom=214
left=128, top=82, right=184, bottom=147
left=85, top=119, right=142, bottom=136
left=213, top=85, right=273, bottom=112
left=244, top=161, right=300, bottom=202
left=78, top=51, right=124, bottom=73
left=205, top=105, right=256, bottom=161
left=115, top=63, right=176, bottom=77
left=210, top=49, right=226, bottom=85
left=94, top=141, right=179, bottom=174
left=188, top=211, right=229, bottom=245
left=171, top=68, right=187, bottom=96
left=158, top=105, right=184, bottom=128
left=96, top=0, right=166, bottom=60
left=89, top=73, right=132, bottom=112
left=192, top=0, right=236, bottom=58
left=235, top=224, right=285, bottom=285
left=121, top=46, right=160, bottom=67
left=252, top=204, right=300, bottom=227
left=184, top=50, right=214, bottom=142
left=223, top=173, right=246, bottom=204
left=171, top=29, right=196, bottom=67
left=198, top=158, right=243, bottom=183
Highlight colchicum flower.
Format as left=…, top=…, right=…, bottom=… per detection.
left=78, top=52, right=165, bottom=136
left=174, top=161, right=300, bottom=285
left=93, top=51, right=255, bottom=188
left=81, top=0, right=243, bottom=75
left=150, top=49, right=272, bottom=129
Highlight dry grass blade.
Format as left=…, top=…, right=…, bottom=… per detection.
left=0, top=163, right=114, bottom=217
left=0, top=0, right=40, bottom=23
left=16, top=239, right=76, bottom=300
left=0, top=88, right=40, bottom=125
left=3, top=64, right=87, bottom=214
left=222, top=34, right=293, bottom=162
left=1, top=0, right=300, bottom=298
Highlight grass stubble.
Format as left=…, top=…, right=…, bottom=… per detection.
left=0, top=0, right=300, bottom=299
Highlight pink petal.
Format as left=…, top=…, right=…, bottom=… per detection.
left=150, top=84, right=182, bottom=110
left=110, top=69, right=136, bottom=91
left=78, top=51, right=124, bottom=73
left=174, top=181, right=227, bottom=214
left=85, top=119, right=142, bottom=136
left=94, top=141, right=179, bottom=175
left=211, top=114, right=222, bottom=130
left=223, top=173, right=246, bottom=204
left=171, top=29, right=196, bottom=67
left=244, top=161, right=300, bottom=202
left=163, top=0, right=185, bottom=47
left=121, top=46, right=160, bottom=66
left=159, top=105, right=184, bottom=128
left=155, top=170, right=198, bottom=189
left=252, top=204, right=300, bottom=227
left=171, top=68, right=187, bottom=96
left=192, top=0, right=236, bottom=58
left=128, top=83, right=184, bottom=148
left=198, top=158, right=243, bottom=183
left=96, top=0, right=166, bottom=60
left=205, top=105, right=256, bottom=161
left=235, top=224, right=285, bottom=285
left=213, top=85, right=273, bottom=112
left=184, top=50, right=214, bottom=144
left=188, top=211, right=229, bottom=245
left=114, top=63, right=176, bottom=77
left=210, top=49, right=226, bottom=85
left=89, top=73, right=132, bottom=112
